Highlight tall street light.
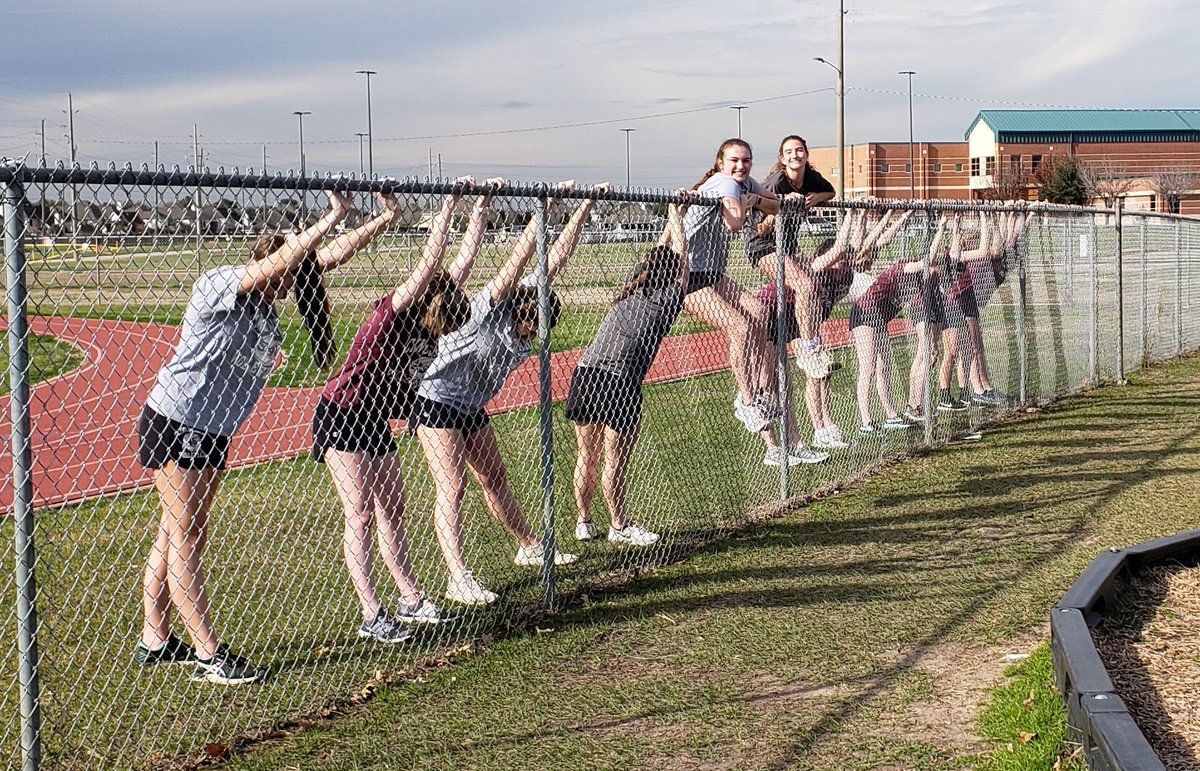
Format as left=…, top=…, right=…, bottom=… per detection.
left=899, top=70, right=916, bottom=200
left=730, top=105, right=747, bottom=138
left=814, top=56, right=845, bottom=201
left=620, top=128, right=635, bottom=189
left=356, top=69, right=377, bottom=177
left=293, top=111, right=311, bottom=175
left=355, top=132, right=367, bottom=176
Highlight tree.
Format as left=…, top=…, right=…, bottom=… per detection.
left=1148, top=170, right=1200, bottom=214
left=981, top=159, right=1030, bottom=202
left=1037, top=156, right=1088, bottom=205
left=1077, top=159, right=1136, bottom=207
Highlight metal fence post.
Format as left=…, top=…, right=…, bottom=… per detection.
left=1089, top=216, right=1099, bottom=385
left=921, top=201, right=935, bottom=445
left=6, top=175, right=43, bottom=771
left=1115, top=201, right=1125, bottom=382
left=1016, top=207, right=1029, bottom=406
left=1175, top=220, right=1183, bottom=356
left=1139, top=218, right=1147, bottom=366
left=774, top=202, right=790, bottom=497
left=534, top=195, right=556, bottom=608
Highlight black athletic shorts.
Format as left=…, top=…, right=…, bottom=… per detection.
left=685, top=271, right=723, bottom=296
left=310, top=397, right=397, bottom=462
left=907, top=285, right=946, bottom=327
left=408, top=395, right=489, bottom=436
left=565, top=365, right=643, bottom=434
left=848, top=304, right=892, bottom=333
left=137, top=407, right=231, bottom=470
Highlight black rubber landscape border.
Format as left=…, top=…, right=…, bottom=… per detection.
left=1052, top=528, right=1200, bottom=771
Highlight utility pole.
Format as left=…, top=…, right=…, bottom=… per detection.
left=899, top=71, right=916, bottom=200
left=836, top=0, right=845, bottom=200
left=65, top=93, right=78, bottom=234
left=428, top=147, right=434, bottom=181
left=620, top=128, right=635, bottom=189
left=39, top=119, right=46, bottom=166
left=355, top=132, right=367, bottom=176
left=356, top=69, right=377, bottom=177
left=262, top=145, right=268, bottom=174
left=730, top=105, right=747, bottom=138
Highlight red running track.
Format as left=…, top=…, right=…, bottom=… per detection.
left=0, top=315, right=910, bottom=512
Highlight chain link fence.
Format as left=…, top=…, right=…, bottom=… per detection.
left=2, top=164, right=1198, bottom=770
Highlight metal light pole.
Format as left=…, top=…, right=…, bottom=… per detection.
left=730, top=105, right=747, bottom=138
left=620, top=128, right=635, bottom=189
left=355, top=132, right=367, bottom=176
left=356, top=69, right=377, bottom=177
left=899, top=70, right=916, bottom=200
left=814, top=55, right=845, bottom=201
left=293, top=111, right=311, bottom=175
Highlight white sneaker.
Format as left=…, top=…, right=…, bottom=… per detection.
left=514, top=543, right=579, bottom=567
left=734, top=396, right=769, bottom=433
left=574, top=520, right=598, bottom=541
left=812, top=427, right=851, bottom=450
left=445, top=572, right=497, bottom=606
left=788, top=444, right=830, bottom=464
left=608, top=523, right=660, bottom=547
left=395, top=595, right=453, bottom=625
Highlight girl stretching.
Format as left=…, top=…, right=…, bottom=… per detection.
left=413, top=182, right=608, bottom=605
left=313, top=178, right=498, bottom=641
left=138, top=190, right=375, bottom=684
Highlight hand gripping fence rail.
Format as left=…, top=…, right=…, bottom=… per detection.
left=2, top=162, right=1200, bottom=770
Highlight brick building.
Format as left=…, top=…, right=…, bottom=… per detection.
left=808, top=109, right=1200, bottom=213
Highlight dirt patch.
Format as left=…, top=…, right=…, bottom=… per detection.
left=1094, top=564, right=1200, bottom=771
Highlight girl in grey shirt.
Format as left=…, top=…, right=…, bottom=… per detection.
left=411, top=182, right=608, bottom=606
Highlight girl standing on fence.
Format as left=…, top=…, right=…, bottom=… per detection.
left=681, top=139, right=781, bottom=435
left=313, top=177, right=498, bottom=642
left=412, top=182, right=607, bottom=606
left=138, top=189, right=386, bottom=685
left=743, top=135, right=837, bottom=382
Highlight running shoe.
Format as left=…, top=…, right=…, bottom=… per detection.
left=190, top=645, right=262, bottom=686
left=574, top=520, right=599, bottom=541
left=515, top=543, right=579, bottom=567
left=445, top=572, right=498, bottom=606
left=607, top=524, right=660, bottom=547
left=359, top=611, right=417, bottom=643
left=135, top=634, right=195, bottom=667
left=395, top=595, right=452, bottom=626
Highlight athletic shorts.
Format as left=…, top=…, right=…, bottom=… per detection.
left=565, top=365, right=643, bottom=434
left=943, top=272, right=978, bottom=329
left=310, top=397, right=396, bottom=462
left=685, top=271, right=723, bottom=296
left=907, top=285, right=946, bottom=327
left=848, top=303, right=893, bottom=333
left=755, top=283, right=800, bottom=344
left=137, top=407, right=231, bottom=470
left=408, top=395, right=489, bottom=436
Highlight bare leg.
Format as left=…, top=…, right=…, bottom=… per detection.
left=683, top=279, right=766, bottom=403
left=852, top=325, right=877, bottom=427
left=143, top=463, right=223, bottom=659
left=601, top=425, right=639, bottom=531
left=326, top=448, right=384, bottom=620
left=417, top=425, right=472, bottom=583
left=965, top=315, right=993, bottom=392
left=875, top=330, right=901, bottom=421
left=369, top=453, right=423, bottom=607
left=572, top=421, right=604, bottom=525
left=463, top=424, right=537, bottom=548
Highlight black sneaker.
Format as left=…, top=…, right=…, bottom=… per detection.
left=971, top=390, right=1003, bottom=407
left=191, top=645, right=262, bottom=685
left=937, top=389, right=969, bottom=412
left=135, top=634, right=195, bottom=666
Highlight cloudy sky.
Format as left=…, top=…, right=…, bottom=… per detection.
left=2, top=0, right=1196, bottom=189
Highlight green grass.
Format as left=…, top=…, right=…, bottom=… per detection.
left=0, top=334, right=83, bottom=394
left=976, top=646, right=1085, bottom=771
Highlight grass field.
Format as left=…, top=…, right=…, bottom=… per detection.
left=203, top=352, right=1200, bottom=771
left=0, top=334, right=84, bottom=395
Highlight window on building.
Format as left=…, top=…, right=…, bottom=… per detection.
left=970, top=158, right=980, bottom=176
left=1010, top=154, right=1022, bottom=173
left=880, top=163, right=890, bottom=173
left=985, top=156, right=995, bottom=175
left=858, top=165, right=863, bottom=173
left=905, top=163, right=912, bottom=173
left=933, top=163, right=942, bottom=173
left=1031, top=155, right=1043, bottom=172
left=956, top=163, right=963, bottom=172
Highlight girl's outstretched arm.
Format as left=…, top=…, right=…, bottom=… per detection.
left=487, top=180, right=574, bottom=304
left=544, top=182, right=609, bottom=284
left=390, top=177, right=474, bottom=312
left=239, top=189, right=349, bottom=295
left=812, top=208, right=857, bottom=272
left=447, top=177, right=504, bottom=286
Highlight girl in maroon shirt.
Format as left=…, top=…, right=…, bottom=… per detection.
left=313, top=177, right=498, bottom=641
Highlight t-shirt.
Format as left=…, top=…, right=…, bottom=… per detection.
left=853, top=261, right=922, bottom=325
left=744, top=167, right=835, bottom=261
left=417, top=275, right=537, bottom=413
left=578, top=270, right=685, bottom=380
left=320, top=295, right=436, bottom=418
left=682, top=172, right=765, bottom=274
left=145, top=265, right=282, bottom=436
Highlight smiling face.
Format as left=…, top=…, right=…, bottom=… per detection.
left=779, top=137, right=809, bottom=173
left=718, top=141, right=753, bottom=182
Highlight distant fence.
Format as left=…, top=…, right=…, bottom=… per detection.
left=3, top=164, right=1199, bottom=770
